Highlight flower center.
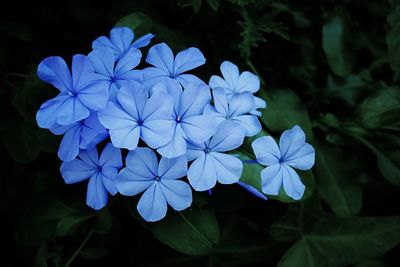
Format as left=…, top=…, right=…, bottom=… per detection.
left=110, top=75, right=117, bottom=83
left=204, top=147, right=211, bottom=153
left=176, top=115, right=181, bottom=123
left=137, top=119, right=143, bottom=126
left=67, top=91, right=75, bottom=97
left=155, top=176, right=161, bottom=182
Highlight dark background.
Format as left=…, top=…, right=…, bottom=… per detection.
left=1, top=0, right=399, bottom=266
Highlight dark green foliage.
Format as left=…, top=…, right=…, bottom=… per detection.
left=1, top=0, right=399, bottom=266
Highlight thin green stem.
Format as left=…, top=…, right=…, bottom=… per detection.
left=64, top=228, right=95, bottom=267
left=8, top=72, right=28, bottom=78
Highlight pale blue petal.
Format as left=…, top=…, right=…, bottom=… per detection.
left=212, top=88, right=229, bottom=115
left=99, top=142, right=123, bottom=169
left=181, top=114, right=217, bottom=143
left=87, top=172, right=109, bottom=210
left=79, top=148, right=99, bottom=166
left=211, top=152, right=243, bottom=184
left=232, top=115, right=262, bottom=137
left=220, top=61, right=240, bottom=89
left=141, top=120, right=174, bottom=148
left=137, top=183, right=168, bottom=222
left=237, top=181, right=268, bottom=200
left=110, top=126, right=140, bottom=150
left=60, top=158, right=96, bottom=184
left=157, top=124, right=187, bottom=158
left=79, top=113, right=108, bottom=149
left=117, top=82, right=147, bottom=119
left=187, top=154, right=217, bottom=191
left=279, top=125, right=308, bottom=161
left=251, top=136, right=280, bottom=166
left=179, top=82, right=211, bottom=118
left=36, top=94, right=71, bottom=129
left=116, top=69, right=142, bottom=83
left=50, top=122, right=77, bottom=135
left=88, top=48, right=116, bottom=77
left=186, top=141, right=206, bottom=161
left=98, top=101, right=137, bottom=129
left=92, top=36, right=116, bottom=52
left=209, top=121, right=245, bottom=152
left=175, top=74, right=206, bottom=88
left=282, top=165, right=305, bottom=200
left=110, top=27, right=134, bottom=53
left=76, top=82, right=109, bottom=111
left=56, top=97, right=90, bottom=125
left=115, top=47, right=141, bottom=74
left=146, top=43, right=174, bottom=74
left=160, top=180, right=192, bottom=211
left=58, top=124, right=81, bottom=162
left=203, top=104, right=226, bottom=126
left=173, top=47, right=205, bottom=75
left=37, top=56, right=72, bottom=92
left=229, top=92, right=255, bottom=116
left=126, top=147, right=158, bottom=177
left=261, top=164, right=283, bottom=196
left=108, top=83, right=119, bottom=103
left=284, top=143, right=315, bottom=170
left=237, top=71, right=260, bottom=93
left=116, top=168, right=155, bottom=196
left=142, top=67, right=169, bottom=88
left=151, top=79, right=182, bottom=113
left=141, top=91, right=174, bottom=121
left=158, top=155, right=187, bottom=180
left=132, top=33, right=155, bottom=48
left=72, top=54, right=97, bottom=90
left=101, top=172, right=118, bottom=195
left=209, top=75, right=229, bottom=90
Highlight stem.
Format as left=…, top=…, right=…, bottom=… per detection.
left=64, top=228, right=95, bottom=267
left=8, top=72, right=28, bottom=78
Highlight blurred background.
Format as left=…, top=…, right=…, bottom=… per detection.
left=1, top=0, right=399, bottom=266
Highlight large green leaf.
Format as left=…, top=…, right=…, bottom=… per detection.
left=115, top=12, right=153, bottom=36
left=259, top=89, right=313, bottom=138
left=315, top=142, right=362, bottom=216
left=151, top=208, right=220, bottom=256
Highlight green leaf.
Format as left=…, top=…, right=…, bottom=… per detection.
left=94, top=207, right=112, bottom=234
left=34, top=246, right=48, bottom=267
left=178, top=0, right=202, bottom=13
left=355, top=87, right=400, bottom=129
left=79, top=248, right=110, bottom=260
left=387, top=5, right=400, bottom=80
left=259, top=88, right=313, bottom=138
left=151, top=208, right=220, bottom=256
left=315, top=142, right=362, bottom=216
left=322, top=12, right=354, bottom=76
left=115, top=12, right=153, bottom=36
left=56, top=212, right=94, bottom=237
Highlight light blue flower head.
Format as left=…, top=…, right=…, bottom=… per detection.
left=251, top=125, right=315, bottom=200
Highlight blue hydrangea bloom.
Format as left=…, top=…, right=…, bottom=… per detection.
left=88, top=47, right=142, bottom=102
left=187, top=120, right=246, bottom=191
left=116, top=147, right=192, bottom=222
left=92, top=27, right=154, bottom=57
left=60, top=143, right=122, bottom=210
left=237, top=181, right=268, bottom=200
left=98, top=81, right=174, bottom=150
left=142, top=43, right=206, bottom=88
left=251, top=125, right=315, bottom=200
left=51, top=113, right=108, bottom=162
left=36, top=55, right=109, bottom=129
left=209, top=61, right=266, bottom=116
left=204, top=88, right=262, bottom=137
left=152, top=79, right=217, bottom=158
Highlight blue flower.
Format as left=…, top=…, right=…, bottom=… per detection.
left=60, top=143, right=122, bottom=210
left=142, top=43, right=206, bottom=88
left=237, top=181, right=268, bottom=201
left=92, top=27, right=154, bottom=57
left=204, top=88, right=262, bottom=137
left=36, top=55, right=109, bottom=129
left=88, top=47, right=142, bottom=102
left=50, top=113, right=108, bottom=162
left=116, top=147, right=192, bottom=222
left=209, top=61, right=266, bottom=116
left=152, top=79, right=217, bottom=158
left=187, top=120, right=246, bottom=191
left=251, top=125, right=315, bottom=200
left=98, top=81, right=174, bottom=150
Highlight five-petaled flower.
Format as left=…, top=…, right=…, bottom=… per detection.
left=251, top=125, right=315, bottom=200
left=116, top=147, right=192, bottom=222
left=60, top=143, right=123, bottom=210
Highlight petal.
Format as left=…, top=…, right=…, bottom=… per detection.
left=79, top=148, right=99, bottom=166
left=77, top=82, right=109, bottom=111
left=203, top=104, right=226, bottom=126
left=142, top=92, right=173, bottom=122
left=37, top=56, right=72, bottom=92
left=209, top=75, right=229, bottom=90
left=50, top=122, right=77, bottom=135
left=110, top=27, right=134, bottom=53
left=101, top=171, right=118, bottom=195
left=98, top=101, right=137, bottom=129
left=251, top=136, right=281, bottom=166
left=109, top=125, right=140, bottom=150
left=99, top=142, right=123, bottom=169
left=284, top=143, right=315, bottom=170
left=142, top=67, right=169, bottom=89
left=282, top=165, right=305, bottom=200
left=141, top=119, right=174, bottom=148
left=232, top=115, right=262, bottom=137
left=187, top=154, right=217, bottom=191
left=36, top=94, right=71, bottom=129
left=157, top=124, right=188, bottom=158
left=88, top=48, right=116, bottom=76
left=181, top=114, right=217, bottom=143
left=261, top=164, right=283, bottom=196
left=146, top=43, right=174, bottom=74
left=56, top=97, right=90, bottom=126
left=92, top=36, right=116, bottom=52
left=132, top=33, right=155, bottom=48
left=210, top=152, right=243, bottom=184
left=212, top=88, right=229, bottom=115
left=237, top=181, right=268, bottom=200
left=228, top=92, right=255, bottom=116
left=116, top=168, right=155, bottom=196
left=60, top=158, right=96, bottom=184
left=186, top=141, right=206, bottom=161
left=126, top=147, right=158, bottom=177
left=115, top=47, right=142, bottom=74
left=117, top=82, right=147, bottom=119
left=237, top=71, right=260, bottom=93
left=58, top=124, right=81, bottom=162
left=137, top=183, right=168, bottom=222
left=209, top=120, right=246, bottom=152
left=72, top=54, right=97, bottom=90
left=151, top=79, right=182, bottom=113
left=80, top=113, right=108, bottom=149
left=220, top=61, right=240, bottom=90
left=160, top=180, right=192, bottom=211
left=175, top=74, right=206, bottom=87
left=279, top=125, right=311, bottom=164
left=158, top=155, right=187, bottom=179
left=116, top=69, right=142, bottom=83
left=179, top=82, right=211, bottom=118
left=87, top=172, right=109, bottom=210
left=173, top=47, right=205, bottom=75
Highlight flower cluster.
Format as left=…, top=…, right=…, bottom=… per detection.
left=36, top=27, right=315, bottom=222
